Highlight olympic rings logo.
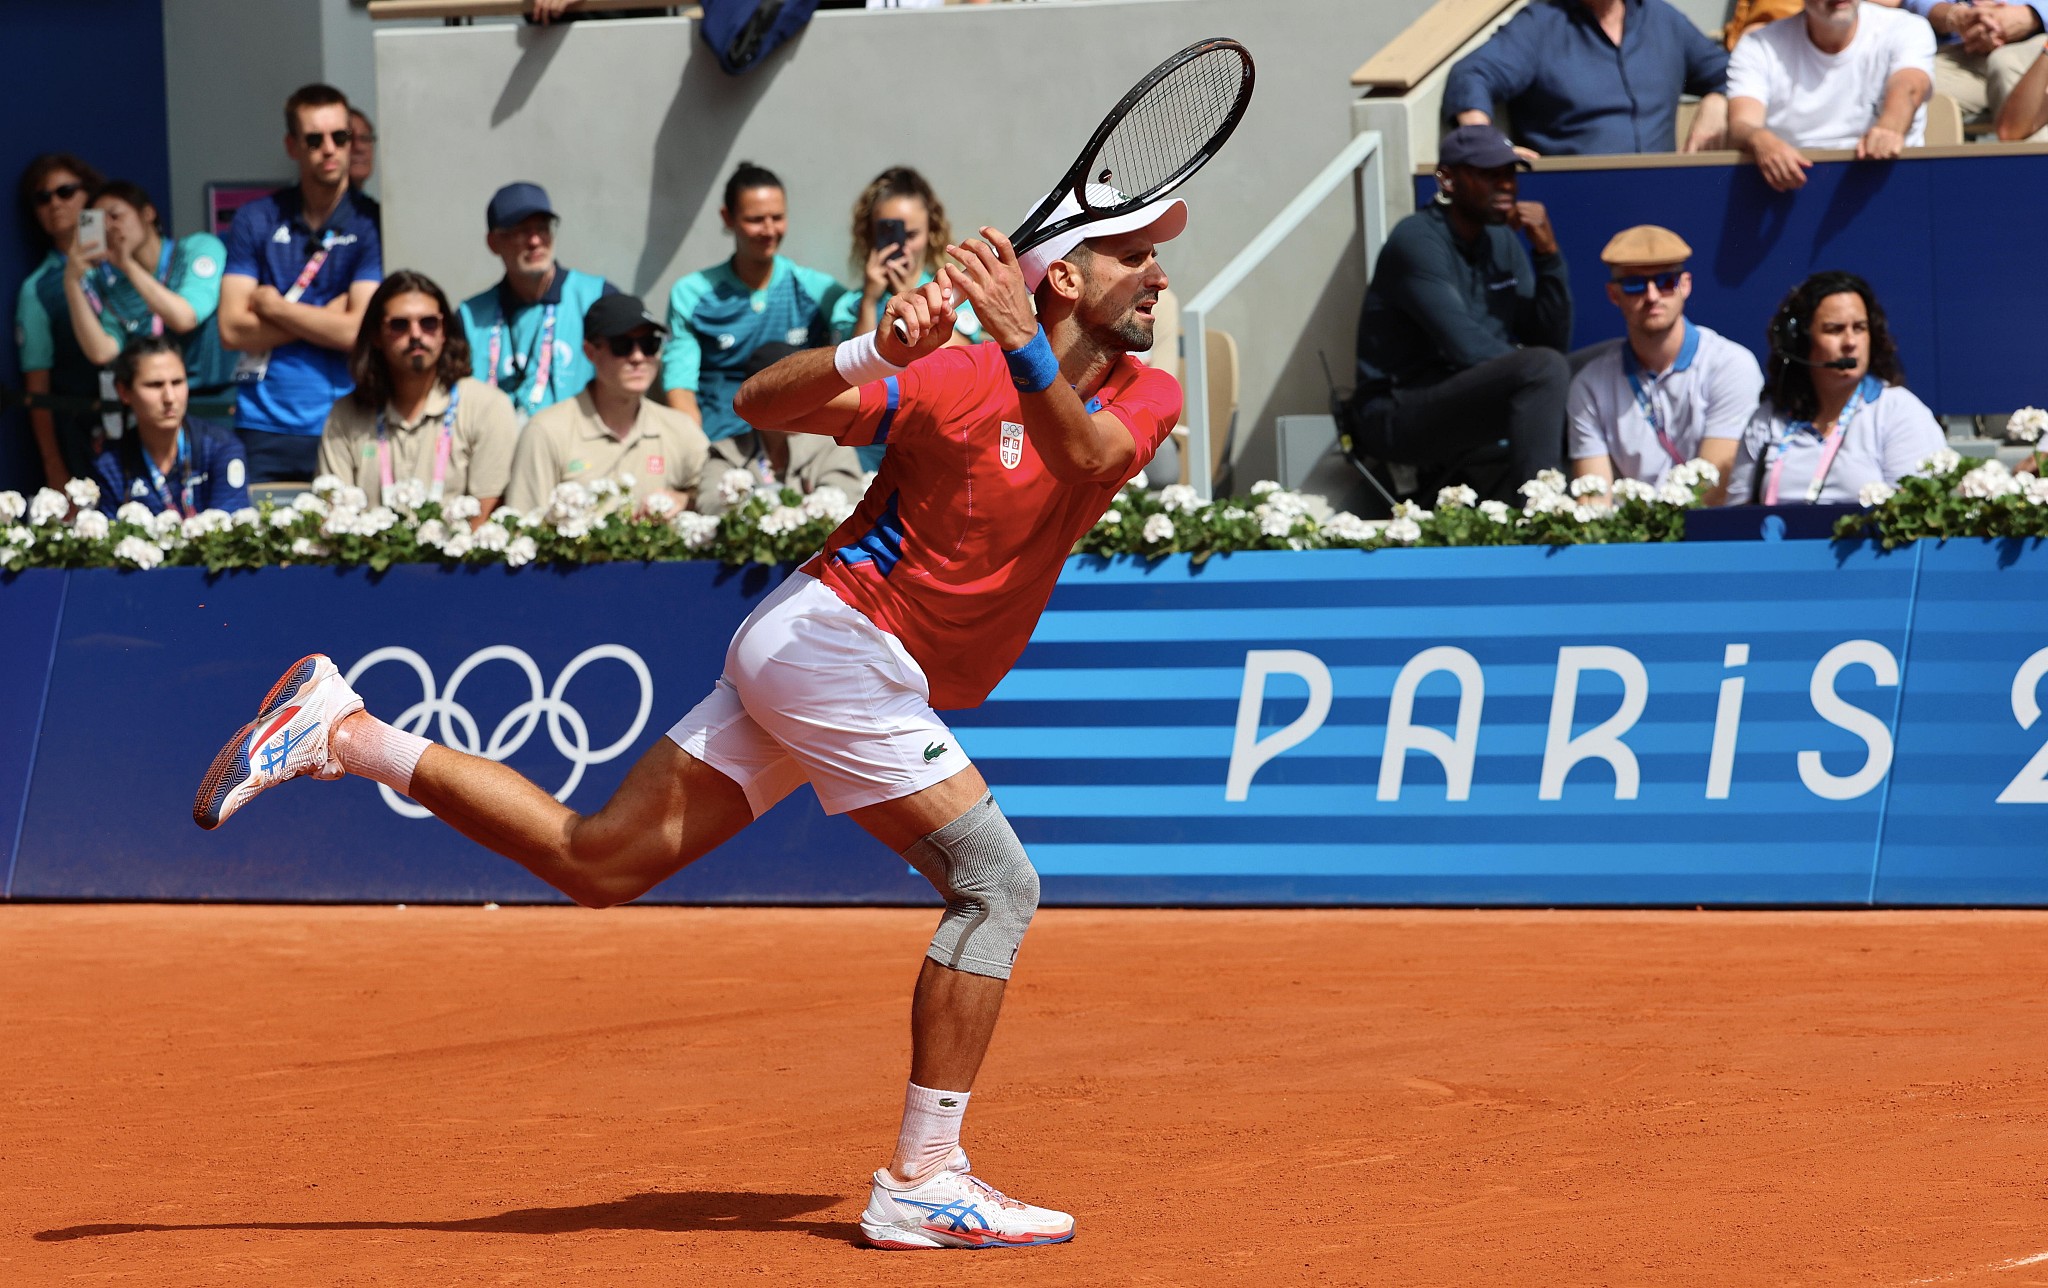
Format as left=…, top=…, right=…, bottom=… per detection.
left=343, top=645, right=654, bottom=818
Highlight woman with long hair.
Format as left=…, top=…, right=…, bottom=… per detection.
left=1722, top=271, right=1943, bottom=505
left=14, top=151, right=107, bottom=486
left=834, top=165, right=984, bottom=349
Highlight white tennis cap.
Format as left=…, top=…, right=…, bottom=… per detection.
left=1016, top=184, right=1187, bottom=292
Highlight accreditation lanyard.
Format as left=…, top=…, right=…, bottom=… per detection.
left=142, top=428, right=196, bottom=518
left=1765, top=379, right=1874, bottom=505
left=375, top=384, right=462, bottom=502
left=80, top=240, right=175, bottom=338
left=487, top=303, right=555, bottom=408
left=1624, top=364, right=1686, bottom=468
left=285, top=230, right=338, bottom=304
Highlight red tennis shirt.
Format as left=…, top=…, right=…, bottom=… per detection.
left=800, top=342, right=1181, bottom=710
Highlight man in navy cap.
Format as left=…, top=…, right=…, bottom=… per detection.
left=1346, top=123, right=1574, bottom=500
left=457, top=182, right=623, bottom=422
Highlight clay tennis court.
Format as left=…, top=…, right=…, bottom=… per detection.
left=4, top=904, right=2044, bottom=1286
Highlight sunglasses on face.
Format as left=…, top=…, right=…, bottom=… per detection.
left=1617, top=271, right=1684, bottom=295
left=32, top=182, right=83, bottom=206
left=384, top=314, right=443, bottom=337
left=301, top=129, right=354, bottom=151
left=607, top=332, right=663, bottom=358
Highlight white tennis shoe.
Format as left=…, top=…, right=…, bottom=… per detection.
left=860, top=1163, right=1074, bottom=1250
left=194, top=654, right=363, bottom=830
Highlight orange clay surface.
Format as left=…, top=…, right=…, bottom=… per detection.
left=4, top=904, right=2047, bottom=1286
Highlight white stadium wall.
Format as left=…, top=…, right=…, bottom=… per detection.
left=372, top=0, right=1434, bottom=485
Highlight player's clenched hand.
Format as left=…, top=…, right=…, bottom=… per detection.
left=945, top=227, right=1038, bottom=349
left=877, top=277, right=956, bottom=364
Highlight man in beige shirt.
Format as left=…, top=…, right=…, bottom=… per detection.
left=318, top=270, right=517, bottom=518
left=505, top=294, right=709, bottom=514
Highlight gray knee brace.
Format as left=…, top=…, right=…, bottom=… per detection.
left=901, top=792, right=1039, bottom=980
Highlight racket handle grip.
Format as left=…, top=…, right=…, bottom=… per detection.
left=891, top=317, right=911, bottom=344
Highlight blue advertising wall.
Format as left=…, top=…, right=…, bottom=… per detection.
left=1412, top=151, right=2048, bottom=414
left=3, top=542, right=2046, bottom=906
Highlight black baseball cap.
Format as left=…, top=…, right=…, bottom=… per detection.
left=583, top=293, right=667, bottom=340
left=486, top=181, right=555, bottom=230
left=1438, top=124, right=1530, bottom=171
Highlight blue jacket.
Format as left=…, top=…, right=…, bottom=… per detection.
left=94, top=417, right=251, bottom=516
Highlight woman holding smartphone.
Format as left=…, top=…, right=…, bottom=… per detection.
left=61, top=181, right=230, bottom=387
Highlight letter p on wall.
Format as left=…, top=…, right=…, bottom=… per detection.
left=1225, top=650, right=1332, bottom=802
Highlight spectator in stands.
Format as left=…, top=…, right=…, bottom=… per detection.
left=59, top=182, right=229, bottom=389
left=506, top=294, right=708, bottom=515
left=1345, top=125, right=1573, bottom=501
left=458, top=182, right=619, bottom=420
left=1994, top=27, right=2048, bottom=137
left=1872, top=0, right=2047, bottom=140
left=831, top=166, right=984, bottom=469
left=14, top=151, right=107, bottom=488
left=1724, top=271, right=1942, bottom=504
left=317, top=270, right=517, bottom=517
left=219, top=83, right=384, bottom=484
left=1567, top=226, right=1763, bottom=492
left=93, top=335, right=249, bottom=517
left=662, top=161, right=860, bottom=503
left=348, top=108, right=381, bottom=231
left=1446, top=0, right=1735, bottom=155
left=1727, top=0, right=1935, bottom=192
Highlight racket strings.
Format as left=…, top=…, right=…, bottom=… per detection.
left=1087, top=48, right=1248, bottom=205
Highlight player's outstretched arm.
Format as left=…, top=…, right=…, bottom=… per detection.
left=736, top=281, right=954, bottom=436
left=946, top=230, right=1136, bottom=485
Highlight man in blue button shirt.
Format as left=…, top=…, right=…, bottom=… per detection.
left=457, top=182, right=620, bottom=421
left=1447, top=0, right=1733, bottom=155
left=218, top=83, right=383, bottom=483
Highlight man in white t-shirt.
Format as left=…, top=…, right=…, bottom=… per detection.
left=1728, top=0, right=1936, bottom=191
left=1568, top=226, right=1763, bottom=495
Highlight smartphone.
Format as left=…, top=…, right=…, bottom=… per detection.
left=877, top=217, right=908, bottom=259
left=76, top=208, right=106, bottom=258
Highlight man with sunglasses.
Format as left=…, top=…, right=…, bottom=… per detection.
left=1567, top=227, right=1762, bottom=496
left=317, top=271, right=517, bottom=515
left=503, top=294, right=708, bottom=515
left=219, top=83, right=383, bottom=484
left=457, top=183, right=620, bottom=421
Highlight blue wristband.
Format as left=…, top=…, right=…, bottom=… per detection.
left=1002, top=326, right=1060, bottom=394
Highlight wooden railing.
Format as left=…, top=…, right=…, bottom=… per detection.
left=1350, top=0, right=1519, bottom=93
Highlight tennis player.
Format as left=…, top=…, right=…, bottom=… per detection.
left=194, top=184, right=1184, bottom=1251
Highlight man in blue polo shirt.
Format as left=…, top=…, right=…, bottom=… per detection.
left=218, top=83, right=383, bottom=483
left=457, top=182, right=619, bottom=421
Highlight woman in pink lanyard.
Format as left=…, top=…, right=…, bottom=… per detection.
left=1725, top=271, right=1943, bottom=507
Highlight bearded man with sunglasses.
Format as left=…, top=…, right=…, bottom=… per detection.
left=1566, top=226, right=1762, bottom=496
left=503, top=294, right=709, bottom=515
left=316, top=272, right=517, bottom=518
left=219, top=83, right=383, bottom=484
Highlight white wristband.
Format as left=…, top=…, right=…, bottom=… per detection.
left=834, top=330, right=906, bottom=386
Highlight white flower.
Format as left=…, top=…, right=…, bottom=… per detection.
left=291, top=491, right=328, bottom=516
left=384, top=477, right=429, bottom=514
left=1435, top=484, right=1478, bottom=510
left=1684, top=457, right=1721, bottom=487
left=1157, top=483, right=1202, bottom=514
left=1097, top=508, right=1122, bottom=527
left=1249, top=479, right=1282, bottom=496
left=1384, top=517, right=1422, bottom=543
left=2007, top=407, right=2048, bottom=445
left=1568, top=474, right=1610, bottom=497
left=717, top=469, right=757, bottom=509
left=504, top=534, right=538, bottom=567
left=1141, top=513, right=1175, bottom=544
left=1527, top=490, right=1575, bottom=516
left=2025, top=475, right=2048, bottom=506
left=1256, top=506, right=1295, bottom=538
left=29, top=488, right=68, bottom=525
left=289, top=537, right=328, bottom=558
left=1920, top=448, right=1963, bottom=477
left=589, top=476, right=623, bottom=500
left=1858, top=480, right=1896, bottom=507
left=671, top=511, right=720, bottom=550
left=116, top=501, right=155, bottom=526
left=1958, top=460, right=2021, bottom=500
left=150, top=510, right=184, bottom=541
left=1322, top=512, right=1376, bottom=542
left=641, top=492, right=679, bottom=519
left=321, top=509, right=359, bottom=538
left=472, top=521, right=510, bottom=552
left=1573, top=504, right=1600, bottom=523
left=1263, top=489, right=1333, bottom=522
left=1221, top=506, right=1248, bottom=522
left=268, top=507, right=300, bottom=530
left=555, top=516, right=593, bottom=542
left=4, top=524, right=34, bottom=548
left=64, top=476, right=100, bottom=509
left=334, top=485, right=368, bottom=512
left=181, top=509, right=232, bottom=539
left=1518, top=476, right=1563, bottom=502
left=440, top=530, right=474, bottom=558
left=358, top=506, right=398, bottom=535
left=757, top=504, right=807, bottom=537
left=231, top=507, right=259, bottom=528
left=1534, top=468, right=1567, bottom=492
left=1655, top=479, right=1692, bottom=506
left=1478, top=499, right=1512, bottom=523
left=72, top=509, right=109, bottom=540
left=0, top=491, right=25, bottom=521
left=1611, top=478, right=1659, bottom=503
left=310, top=473, right=344, bottom=497
left=1666, top=462, right=1703, bottom=491
left=1389, top=500, right=1433, bottom=521
left=443, top=493, right=482, bottom=522
left=414, top=519, right=449, bottom=549
left=113, top=535, right=163, bottom=569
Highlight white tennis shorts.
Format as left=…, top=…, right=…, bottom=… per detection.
left=666, top=570, right=971, bottom=816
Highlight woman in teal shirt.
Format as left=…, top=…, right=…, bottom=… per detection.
left=59, top=180, right=231, bottom=391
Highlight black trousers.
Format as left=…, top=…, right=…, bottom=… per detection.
left=1350, top=347, right=1570, bottom=502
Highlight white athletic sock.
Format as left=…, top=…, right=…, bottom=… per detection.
left=888, top=1082, right=970, bottom=1185
left=331, top=715, right=431, bottom=795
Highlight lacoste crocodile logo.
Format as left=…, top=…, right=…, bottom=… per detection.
left=924, top=742, right=948, bottom=763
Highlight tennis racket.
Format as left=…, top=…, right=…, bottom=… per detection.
left=891, top=36, right=1256, bottom=343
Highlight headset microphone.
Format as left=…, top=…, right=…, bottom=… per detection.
left=1782, top=354, right=1859, bottom=370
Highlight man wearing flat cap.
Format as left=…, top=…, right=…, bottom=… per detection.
left=504, top=293, right=709, bottom=514
left=1348, top=124, right=1574, bottom=501
left=1566, top=225, right=1762, bottom=496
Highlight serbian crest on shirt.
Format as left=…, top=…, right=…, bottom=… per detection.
left=999, top=421, right=1024, bottom=470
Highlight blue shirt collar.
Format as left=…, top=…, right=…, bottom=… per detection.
left=1622, top=318, right=1699, bottom=378
left=498, top=263, right=572, bottom=312
left=275, top=184, right=362, bottom=236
